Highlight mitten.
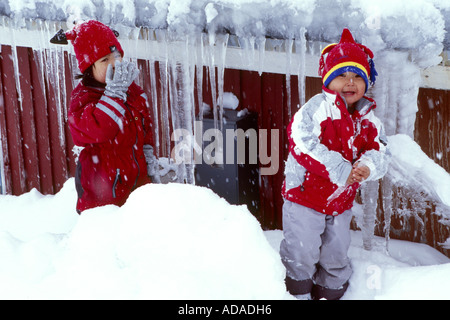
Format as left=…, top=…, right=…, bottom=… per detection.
left=104, top=60, right=139, bottom=101
left=143, top=144, right=161, bottom=183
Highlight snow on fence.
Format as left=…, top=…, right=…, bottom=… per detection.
left=0, top=16, right=449, bottom=257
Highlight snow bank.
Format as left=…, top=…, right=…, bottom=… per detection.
left=0, top=180, right=449, bottom=300
left=387, top=134, right=450, bottom=208
left=0, top=180, right=288, bottom=299
left=0, top=179, right=78, bottom=241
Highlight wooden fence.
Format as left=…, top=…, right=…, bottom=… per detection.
left=0, top=45, right=76, bottom=196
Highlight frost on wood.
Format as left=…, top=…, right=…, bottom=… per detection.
left=376, top=135, right=450, bottom=256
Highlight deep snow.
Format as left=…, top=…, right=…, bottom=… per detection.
left=0, top=179, right=449, bottom=300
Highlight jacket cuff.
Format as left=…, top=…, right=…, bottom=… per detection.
left=356, top=157, right=376, bottom=181
left=335, top=160, right=353, bottom=187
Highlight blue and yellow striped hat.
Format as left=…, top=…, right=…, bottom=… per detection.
left=319, top=28, right=377, bottom=93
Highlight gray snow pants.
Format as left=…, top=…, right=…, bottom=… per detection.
left=280, top=200, right=353, bottom=298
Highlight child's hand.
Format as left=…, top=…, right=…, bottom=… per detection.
left=346, top=162, right=370, bottom=185
left=104, top=60, right=139, bottom=101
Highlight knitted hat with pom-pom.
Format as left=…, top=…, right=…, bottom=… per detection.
left=50, top=20, right=124, bottom=73
left=319, top=28, right=377, bottom=93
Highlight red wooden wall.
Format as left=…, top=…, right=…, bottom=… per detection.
left=0, top=45, right=76, bottom=196
left=415, top=87, right=450, bottom=171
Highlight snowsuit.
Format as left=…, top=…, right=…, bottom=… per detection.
left=69, top=80, right=154, bottom=213
left=280, top=86, right=390, bottom=298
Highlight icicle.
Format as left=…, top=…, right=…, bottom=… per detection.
left=35, top=19, right=49, bottom=122
left=382, top=177, right=393, bottom=254
left=163, top=30, right=201, bottom=184
left=256, top=36, right=266, bottom=76
left=54, top=26, right=67, bottom=147
left=145, top=29, right=161, bottom=161
left=166, top=31, right=183, bottom=181
left=238, top=35, right=255, bottom=70
left=371, top=51, right=420, bottom=137
left=179, top=33, right=197, bottom=184
left=202, top=31, right=229, bottom=167
left=361, top=180, right=380, bottom=251
left=205, top=31, right=218, bottom=130
left=10, top=19, right=23, bottom=111
left=215, top=33, right=229, bottom=133
left=295, top=27, right=307, bottom=107
left=155, top=29, right=171, bottom=160
left=196, top=33, right=205, bottom=124
left=41, top=20, right=67, bottom=147
left=285, top=38, right=294, bottom=120
left=129, top=27, right=140, bottom=68
left=184, top=34, right=197, bottom=184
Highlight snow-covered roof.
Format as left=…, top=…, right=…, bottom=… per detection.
left=1, top=0, right=449, bottom=68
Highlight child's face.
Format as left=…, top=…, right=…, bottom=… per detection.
left=92, top=52, right=122, bottom=84
left=327, top=71, right=366, bottom=108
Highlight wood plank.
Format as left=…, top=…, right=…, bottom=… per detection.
left=63, top=51, right=76, bottom=178
left=43, top=48, right=68, bottom=193
left=0, top=45, right=26, bottom=195
left=415, top=87, right=450, bottom=172
left=29, top=49, right=54, bottom=194
left=0, top=46, right=11, bottom=194
left=17, top=46, right=40, bottom=191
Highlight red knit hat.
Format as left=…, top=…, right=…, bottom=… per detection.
left=50, top=20, right=124, bottom=73
left=319, top=28, right=377, bottom=93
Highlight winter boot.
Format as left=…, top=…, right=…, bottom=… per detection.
left=311, top=282, right=349, bottom=300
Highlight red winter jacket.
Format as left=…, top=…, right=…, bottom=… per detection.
left=282, top=86, right=390, bottom=216
left=69, top=80, right=154, bottom=213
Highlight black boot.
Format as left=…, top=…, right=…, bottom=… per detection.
left=285, top=276, right=313, bottom=296
left=311, top=282, right=349, bottom=300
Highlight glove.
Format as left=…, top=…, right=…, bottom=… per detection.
left=143, top=144, right=161, bottom=183
left=104, top=60, right=139, bottom=101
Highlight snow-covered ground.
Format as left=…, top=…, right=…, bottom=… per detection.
left=0, top=179, right=449, bottom=300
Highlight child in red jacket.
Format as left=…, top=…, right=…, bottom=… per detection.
left=51, top=20, right=159, bottom=213
left=280, top=29, right=390, bottom=300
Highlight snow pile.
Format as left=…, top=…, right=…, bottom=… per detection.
left=0, top=180, right=288, bottom=299
left=0, top=180, right=449, bottom=300
left=387, top=134, right=450, bottom=208
left=347, top=0, right=445, bottom=67
left=345, top=232, right=450, bottom=300
left=222, top=92, right=239, bottom=110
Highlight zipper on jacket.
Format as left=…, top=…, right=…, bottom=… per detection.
left=124, top=105, right=142, bottom=190
left=112, top=168, right=121, bottom=198
left=131, top=140, right=140, bottom=190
